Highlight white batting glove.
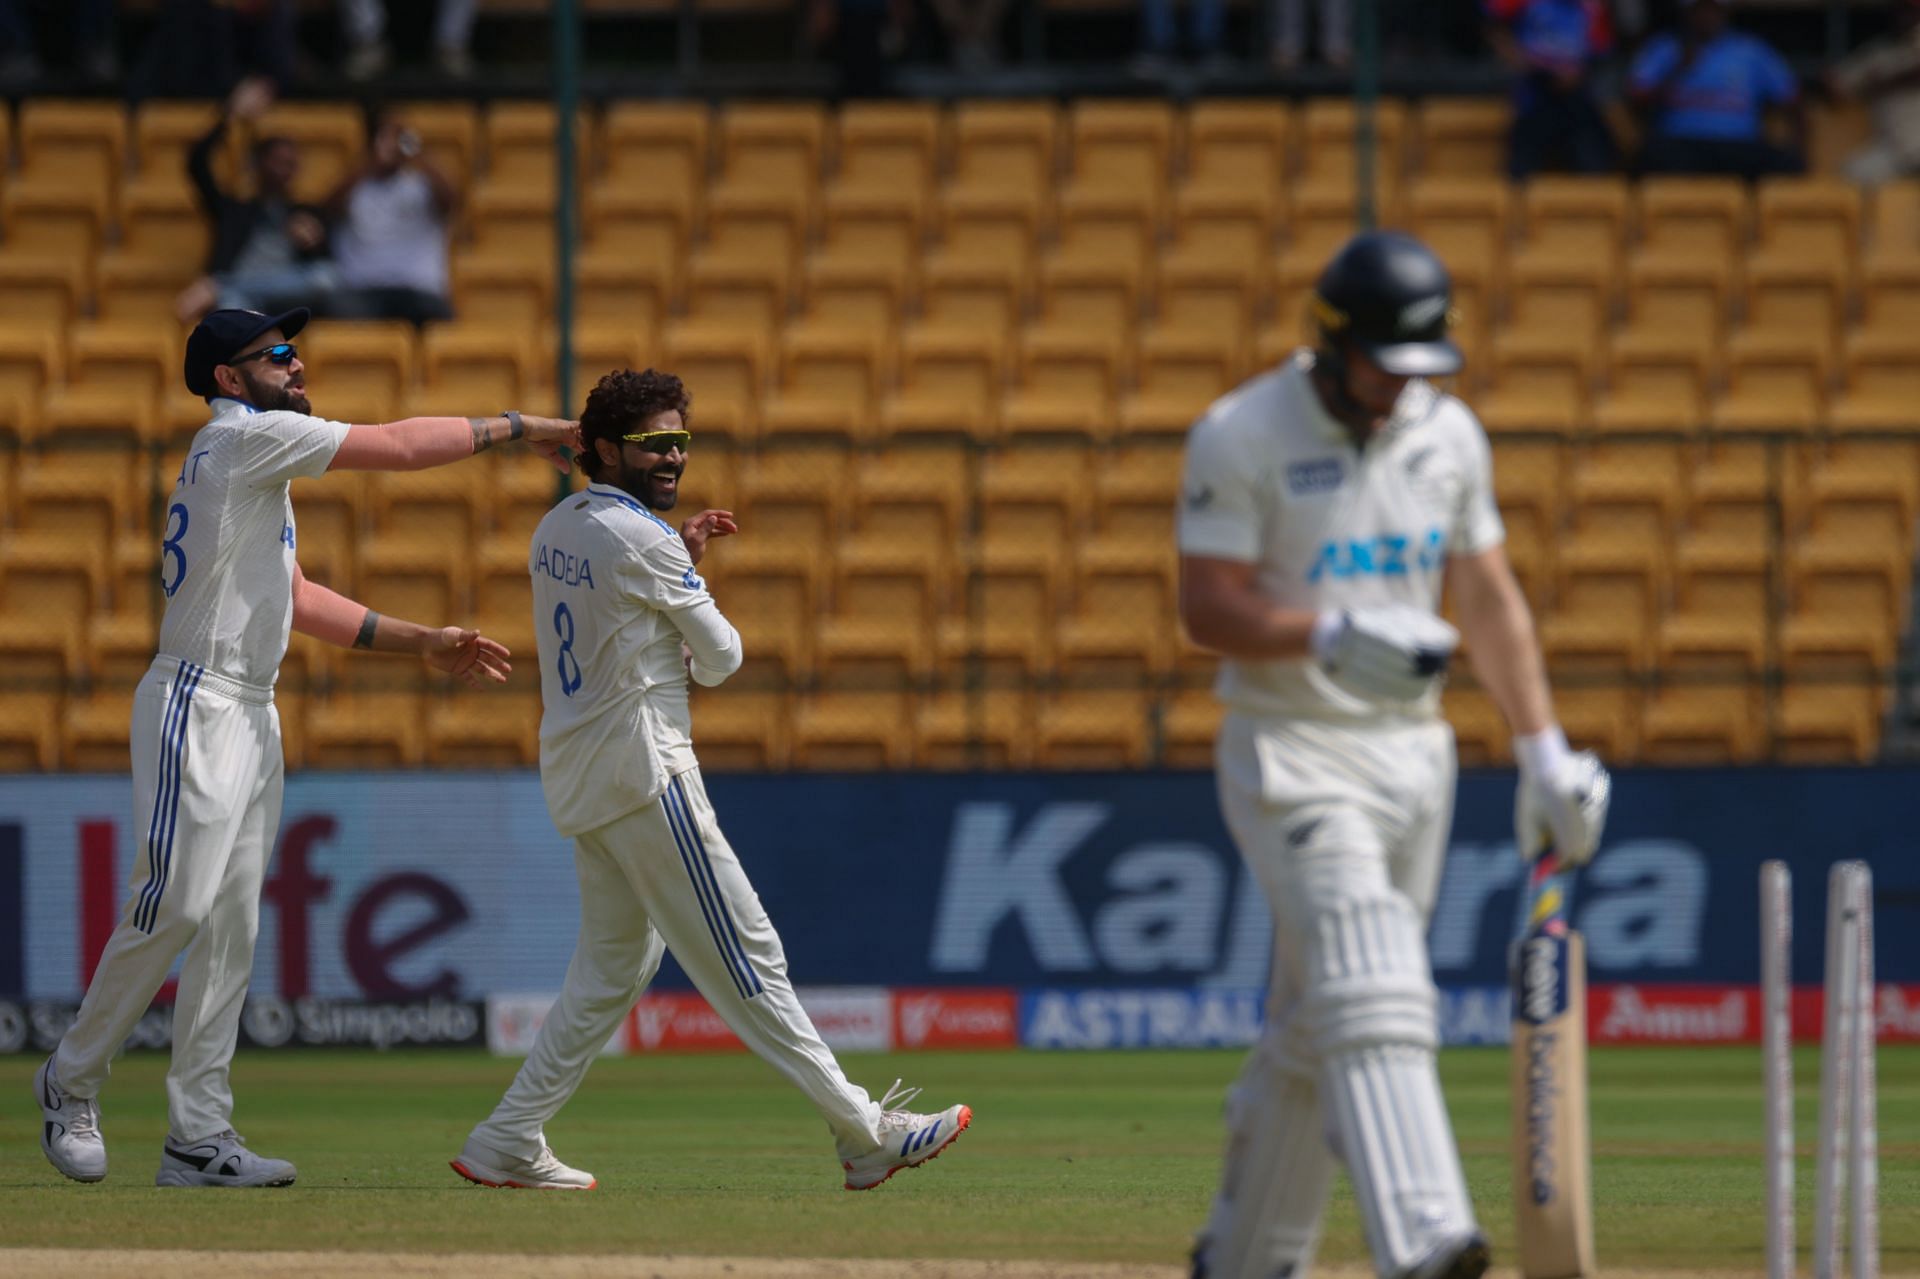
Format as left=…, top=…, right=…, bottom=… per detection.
left=1514, top=727, right=1612, bottom=867
left=1310, top=604, right=1460, bottom=703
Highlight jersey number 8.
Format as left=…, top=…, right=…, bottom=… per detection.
left=552, top=602, right=583, bottom=696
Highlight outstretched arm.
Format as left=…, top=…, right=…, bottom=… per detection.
left=328, top=413, right=578, bottom=474
left=291, top=563, right=511, bottom=687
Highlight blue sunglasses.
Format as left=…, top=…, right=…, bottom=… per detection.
left=230, top=341, right=298, bottom=367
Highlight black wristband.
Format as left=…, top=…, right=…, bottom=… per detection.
left=504, top=410, right=524, bottom=442
left=353, top=610, right=380, bottom=650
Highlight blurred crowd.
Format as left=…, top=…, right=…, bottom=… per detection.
left=173, top=78, right=454, bottom=328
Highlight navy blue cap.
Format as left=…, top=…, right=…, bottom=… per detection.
left=183, top=307, right=310, bottom=398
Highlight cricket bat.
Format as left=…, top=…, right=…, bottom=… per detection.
left=1509, top=851, right=1597, bottom=1278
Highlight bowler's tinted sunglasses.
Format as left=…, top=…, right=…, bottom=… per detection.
left=230, top=342, right=299, bottom=367
left=621, top=429, right=691, bottom=453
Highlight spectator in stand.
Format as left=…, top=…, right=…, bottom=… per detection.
left=1135, top=0, right=1227, bottom=72
left=1270, top=0, right=1348, bottom=71
left=1830, top=0, right=1920, bottom=186
left=1629, top=0, right=1804, bottom=179
left=342, top=0, right=478, bottom=80
left=0, top=0, right=116, bottom=83
left=1486, top=0, right=1616, bottom=179
left=928, top=0, right=1008, bottom=72
left=174, top=77, right=336, bottom=324
left=325, top=109, right=458, bottom=326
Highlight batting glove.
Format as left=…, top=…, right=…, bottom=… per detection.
left=1310, top=604, right=1460, bottom=703
left=1514, top=727, right=1612, bottom=866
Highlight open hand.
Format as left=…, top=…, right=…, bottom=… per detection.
left=420, top=626, right=512, bottom=686
left=680, top=509, right=738, bottom=565
left=522, top=416, right=581, bottom=474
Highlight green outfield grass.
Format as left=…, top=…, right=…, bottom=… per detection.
left=2, top=1046, right=1914, bottom=1269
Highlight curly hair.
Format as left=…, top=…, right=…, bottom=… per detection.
left=578, top=368, right=692, bottom=479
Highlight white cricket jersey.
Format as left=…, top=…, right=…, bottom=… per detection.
left=531, top=482, right=729, bottom=838
left=1178, top=351, right=1505, bottom=723
left=155, top=397, right=351, bottom=690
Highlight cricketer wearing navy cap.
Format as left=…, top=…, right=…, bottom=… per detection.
left=31, top=309, right=581, bottom=1191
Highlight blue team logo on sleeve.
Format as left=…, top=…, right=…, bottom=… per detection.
left=1287, top=458, right=1346, bottom=495
left=1306, top=526, right=1447, bottom=582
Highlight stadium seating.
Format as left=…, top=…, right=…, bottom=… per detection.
left=1, top=95, right=1913, bottom=770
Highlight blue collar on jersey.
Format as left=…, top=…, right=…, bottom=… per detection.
left=586, top=482, right=677, bottom=534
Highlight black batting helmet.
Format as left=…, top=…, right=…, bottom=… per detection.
left=1310, top=231, right=1462, bottom=377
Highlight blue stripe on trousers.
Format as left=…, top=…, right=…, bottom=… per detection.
left=137, top=663, right=203, bottom=934
left=662, top=777, right=761, bottom=1000
left=135, top=666, right=191, bottom=934
left=668, top=776, right=763, bottom=998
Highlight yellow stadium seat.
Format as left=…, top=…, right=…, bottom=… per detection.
left=368, top=465, right=488, bottom=545
left=0, top=692, right=61, bottom=771
left=923, top=255, right=1026, bottom=333
left=489, top=450, right=571, bottom=549
left=1868, top=178, right=1920, bottom=251
left=1068, top=99, right=1173, bottom=191
left=685, top=254, right=792, bottom=336
left=567, top=323, right=656, bottom=405
left=1540, top=563, right=1655, bottom=675
left=663, top=323, right=771, bottom=441
left=1169, top=181, right=1279, bottom=268
left=704, top=181, right=809, bottom=275
left=584, top=183, right=695, bottom=276
left=424, top=689, right=541, bottom=768
left=133, top=99, right=224, bottom=179
left=118, top=175, right=209, bottom=262
left=34, top=385, right=156, bottom=454
left=286, top=473, right=362, bottom=595
left=1743, top=252, right=1846, bottom=357
left=418, top=324, right=535, bottom=407
left=1712, top=332, right=1830, bottom=431
left=836, top=101, right=941, bottom=192
left=1406, top=176, right=1510, bottom=270
left=67, top=322, right=177, bottom=402
left=914, top=689, right=1033, bottom=770
left=1094, top=441, right=1182, bottom=542
left=1476, top=331, right=1593, bottom=434
left=687, top=686, right=791, bottom=772
left=1444, top=684, right=1509, bottom=765
left=393, top=101, right=480, bottom=195
left=0, top=531, right=105, bottom=638
left=939, top=552, right=1056, bottom=680
left=1298, top=97, right=1406, bottom=184
left=937, top=182, right=1045, bottom=272
left=1056, top=540, right=1176, bottom=681
left=714, top=555, right=816, bottom=681
left=977, top=443, right=1088, bottom=560
left=93, top=252, right=194, bottom=323
left=63, top=690, right=137, bottom=772
left=802, top=252, right=909, bottom=337
left=305, top=687, right=428, bottom=768
left=719, top=102, right=828, bottom=191
left=470, top=537, right=533, bottom=632
left=301, top=319, right=418, bottom=406
left=1596, top=330, right=1712, bottom=432
left=1521, top=176, right=1629, bottom=264
left=574, top=248, right=674, bottom=333
left=815, top=555, right=939, bottom=680
left=1660, top=558, right=1770, bottom=674
left=485, top=102, right=586, bottom=188
left=1124, top=330, right=1236, bottom=433
left=1775, top=679, right=1881, bottom=764
left=601, top=101, right=709, bottom=193
left=1, top=177, right=109, bottom=261
left=790, top=689, right=912, bottom=770
left=1055, top=184, right=1157, bottom=274
left=1021, top=253, right=1126, bottom=337
left=1638, top=685, right=1763, bottom=764
left=1008, top=327, right=1123, bottom=433
left=1158, top=687, right=1223, bottom=768
left=17, top=99, right=125, bottom=189
left=1186, top=101, right=1292, bottom=190
left=1557, top=687, right=1639, bottom=762
left=821, top=183, right=928, bottom=274
left=1638, top=177, right=1748, bottom=261
left=0, top=326, right=62, bottom=441
left=1860, top=251, right=1920, bottom=336
left=1415, top=98, right=1510, bottom=178
left=1152, top=257, right=1257, bottom=360
left=951, top=101, right=1059, bottom=190
left=1623, top=250, right=1730, bottom=345
left=1756, top=177, right=1860, bottom=262
left=253, top=102, right=363, bottom=204
left=357, top=532, right=465, bottom=625
left=1034, top=690, right=1152, bottom=769
left=1831, top=330, right=1920, bottom=431
left=1287, top=177, right=1391, bottom=264
left=763, top=324, right=889, bottom=436
left=883, top=326, right=1005, bottom=441
left=0, top=254, right=85, bottom=331
left=467, top=180, right=556, bottom=259
left=1507, top=248, right=1611, bottom=348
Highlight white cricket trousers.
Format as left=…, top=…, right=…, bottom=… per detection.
left=54, top=657, right=282, bottom=1144
left=1205, top=711, right=1475, bottom=1278
left=469, top=768, right=885, bottom=1159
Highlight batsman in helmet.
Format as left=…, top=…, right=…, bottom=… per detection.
left=1178, top=231, right=1612, bottom=1279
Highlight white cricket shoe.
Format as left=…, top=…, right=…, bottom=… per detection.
left=155, top=1131, right=296, bottom=1187
left=840, top=1079, right=972, bottom=1190
left=450, top=1136, right=597, bottom=1190
left=33, top=1055, right=107, bottom=1183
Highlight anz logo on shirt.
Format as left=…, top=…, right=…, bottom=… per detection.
left=1306, top=527, right=1447, bottom=582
